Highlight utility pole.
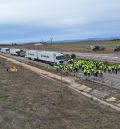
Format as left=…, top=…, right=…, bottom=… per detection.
left=50, top=37, right=53, bottom=49
left=61, top=72, right=62, bottom=87
left=60, top=72, right=63, bottom=101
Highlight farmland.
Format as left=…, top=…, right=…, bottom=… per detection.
left=0, top=57, right=120, bottom=129
left=1, top=40, right=120, bottom=54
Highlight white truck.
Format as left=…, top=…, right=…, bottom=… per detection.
left=17, top=50, right=26, bottom=57
left=25, top=50, right=38, bottom=60
left=37, top=51, right=64, bottom=65
left=9, top=49, right=21, bottom=56
left=25, top=50, right=65, bottom=65
left=0, top=48, right=10, bottom=54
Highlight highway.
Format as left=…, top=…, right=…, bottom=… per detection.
left=64, top=52, right=120, bottom=63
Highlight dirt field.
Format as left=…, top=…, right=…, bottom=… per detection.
left=0, top=58, right=120, bottom=129
left=1, top=40, right=120, bottom=54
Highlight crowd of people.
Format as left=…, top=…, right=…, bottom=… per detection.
left=53, top=58, right=120, bottom=78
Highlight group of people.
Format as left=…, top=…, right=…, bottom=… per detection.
left=53, top=59, right=120, bottom=78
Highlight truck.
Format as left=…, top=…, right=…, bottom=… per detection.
left=0, top=48, right=10, bottom=54
left=37, top=51, right=65, bottom=65
left=25, top=50, right=65, bottom=65
left=25, top=50, right=38, bottom=60
left=17, top=50, right=26, bottom=57
left=9, top=49, right=21, bottom=56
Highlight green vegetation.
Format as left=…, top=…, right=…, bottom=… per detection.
left=44, top=40, right=120, bottom=53
left=50, top=40, right=120, bottom=48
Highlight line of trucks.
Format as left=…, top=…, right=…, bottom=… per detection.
left=0, top=48, right=65, bottom=65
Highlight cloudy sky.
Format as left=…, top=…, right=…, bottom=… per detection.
left=0, top=0, right=120, bottom=43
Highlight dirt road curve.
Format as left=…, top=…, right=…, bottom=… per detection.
left=64, top=52, right=120, bottom=63
left=0, top=54, right=120, bottom=112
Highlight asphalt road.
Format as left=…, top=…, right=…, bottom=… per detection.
left=64, top=52, right=120, bottom=89
left=76, top=72, right=120, bottom=90
left=64, top=52, right=120, bottom=63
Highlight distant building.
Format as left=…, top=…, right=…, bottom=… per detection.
left=34, top=43, right=43, bottom=46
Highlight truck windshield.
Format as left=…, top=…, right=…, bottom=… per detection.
left=56, top=55, right=65, bottom=60
left=6, top=49, right=9, bottom=51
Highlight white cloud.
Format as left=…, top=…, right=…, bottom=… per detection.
left=0, top=0, right=120, bottom=42
left=0, top=0, right=119, bottom=24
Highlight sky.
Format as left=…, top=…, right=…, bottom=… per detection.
left=0, top=0, right=120, bottom=43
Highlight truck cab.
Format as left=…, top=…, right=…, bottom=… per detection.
left=55, top=53, right=65, bottom=64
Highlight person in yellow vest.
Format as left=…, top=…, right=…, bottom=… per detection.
left=83, top=69, right=87, bottom=76
left=87, top=69, right=91, bottom=77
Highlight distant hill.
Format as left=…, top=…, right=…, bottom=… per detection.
left=0, top=37, right=120, bottom=45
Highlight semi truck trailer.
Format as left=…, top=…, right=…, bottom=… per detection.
left=25, top=50, right=65, bottom=65
left=9, top=49, right=21, bottom=56
left=0, top=48, right=10, bottom=54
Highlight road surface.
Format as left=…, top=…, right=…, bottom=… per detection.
left=64, top=52, right=120, bottom=63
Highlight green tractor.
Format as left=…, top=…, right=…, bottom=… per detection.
left=92, top=46, right=105, bottom=51
left=114, top=46, right=120, bottom=52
